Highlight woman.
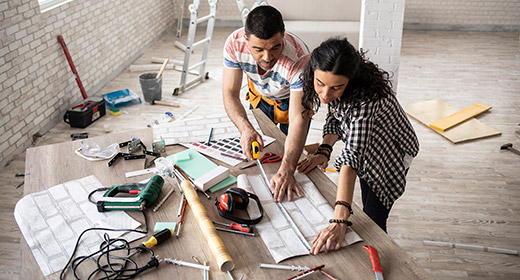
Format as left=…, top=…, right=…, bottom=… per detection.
left=296, top=38, right=419, bottom=255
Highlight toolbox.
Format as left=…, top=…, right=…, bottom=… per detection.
left=63, top=96, right=106, bottom=128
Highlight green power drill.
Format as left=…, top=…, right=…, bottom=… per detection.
left=96, top=175, right=164, bottom=212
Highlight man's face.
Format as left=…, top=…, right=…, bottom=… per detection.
left=245, top=32, right=284, bottom=72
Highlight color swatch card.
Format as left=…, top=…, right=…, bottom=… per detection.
left=167, top=149, right=237, bottom=193
left=182, top=135, right=276, bottom=167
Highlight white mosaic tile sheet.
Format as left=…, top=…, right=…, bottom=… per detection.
left=238, top=173, right=363, bottom=263
left=154, top=111, right=276, bottom=166
left=14, top=176, right=144, bottom=276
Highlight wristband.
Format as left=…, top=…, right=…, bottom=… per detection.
left=319, top=143, right=333, bottom=153
left=314, top=149, right=330, bottom=161
left=334, top=200, right=353, bottom=215
left=328, top=219, right=353, bottom=226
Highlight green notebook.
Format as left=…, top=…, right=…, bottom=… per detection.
left=167, top=149, right=236, bottom=193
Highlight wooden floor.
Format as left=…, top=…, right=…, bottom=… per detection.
left=1, top=28, right=519, bottom=279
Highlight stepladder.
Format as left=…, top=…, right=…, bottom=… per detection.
left=173, top=0, right=218, bottom=95
left=235, top=0, right=267, bottom=26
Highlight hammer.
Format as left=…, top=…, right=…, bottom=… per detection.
left=151, top=99, right=180, bottom=108
left=500, top=143, right=520, bottom=156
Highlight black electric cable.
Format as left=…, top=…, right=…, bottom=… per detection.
left=88, top=188, right=110, bottom=204
left=59, top=211, right=154, bottom=280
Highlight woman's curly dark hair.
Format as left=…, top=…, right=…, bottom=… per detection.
left=301, top=38, right=394, bottom=115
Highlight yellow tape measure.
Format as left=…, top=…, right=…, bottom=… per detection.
left=251, top=141, right=260, bottom=160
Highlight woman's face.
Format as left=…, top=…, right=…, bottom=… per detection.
left=313, top=69, right=349, bottom=104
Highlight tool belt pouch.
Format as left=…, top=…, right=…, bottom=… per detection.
left=63, top=96, right=106, bottom=128
left=247, top=79, right=289, bottom=124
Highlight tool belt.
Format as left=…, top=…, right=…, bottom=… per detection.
left=246, top=78, right=289, bottom=124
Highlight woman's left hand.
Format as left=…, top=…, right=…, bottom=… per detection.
left=297, top=154, right=329, bottom=174
left=310, top=223, right=348, bottom=255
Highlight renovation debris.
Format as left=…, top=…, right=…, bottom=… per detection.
left=403, top=99, right=501, bottom=143
left=424, top=240, right=518, bottom=256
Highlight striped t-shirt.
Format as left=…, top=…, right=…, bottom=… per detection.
left=223, top=28, right=310, bottom=100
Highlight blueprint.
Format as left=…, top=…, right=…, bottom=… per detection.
left=238, top=173, right=363, bottom=263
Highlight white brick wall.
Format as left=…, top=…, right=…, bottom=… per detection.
left=1, top=0, right=175, bottom=167
left=405, top=0, right=520, bottom=28
left=360, top=0, right=405, bottom=90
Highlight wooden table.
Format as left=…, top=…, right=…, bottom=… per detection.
left=22, top=110, right=432, bottom=279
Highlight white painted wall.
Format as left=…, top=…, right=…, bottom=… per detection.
left=359, top=0, right=405, bottom=90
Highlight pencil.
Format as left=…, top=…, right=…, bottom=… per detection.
left=325, top=168, right=337, bottom=173
left=206, top=127, right=213, bottom=146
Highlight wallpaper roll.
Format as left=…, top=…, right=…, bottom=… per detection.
left=180, top=180, right=235, bottom=272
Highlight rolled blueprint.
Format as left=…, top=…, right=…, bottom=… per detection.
left=181, top=180, right=235, bottom=271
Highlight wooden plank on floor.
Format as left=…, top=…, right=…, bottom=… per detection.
left=403, top=99, right=501, bottom=144
left=429, top=102, right=492, bottom=131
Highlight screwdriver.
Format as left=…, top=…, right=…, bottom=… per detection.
left=212, top=221, right=254, bottom=233
left=128, top=228, right=174, bottom=258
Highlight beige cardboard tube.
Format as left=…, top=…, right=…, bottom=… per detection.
left=181, top=180, right=235, bottom=272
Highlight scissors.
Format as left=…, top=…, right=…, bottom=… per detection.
left=240, top=152, right=282, bottom=170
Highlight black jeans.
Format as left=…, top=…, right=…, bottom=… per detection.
left=360, top=178, right=391, bottom=233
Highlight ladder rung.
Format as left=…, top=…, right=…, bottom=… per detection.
left=192, top=37, right=211, bottom=48
left=184, top=76, right=205, bottom=89
left=188, top=60, right=206, bottom=71
left=196, top=14, right=213, bottom=24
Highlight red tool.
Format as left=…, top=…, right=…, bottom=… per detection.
left=363, top=245, right=384, bottom=280
left=212, top=221, right=253, bottom=233
left=57, top=35, right=87, bottom=100
left=240, top=152, right=282, bottom=169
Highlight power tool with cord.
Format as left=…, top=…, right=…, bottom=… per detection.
left=90, top=175, right=164, bottom=212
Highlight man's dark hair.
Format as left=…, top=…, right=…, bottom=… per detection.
left=245, top=6, right=285, bottom=39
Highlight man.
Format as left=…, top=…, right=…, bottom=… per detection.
left=222, top=5, right=310, bottom=202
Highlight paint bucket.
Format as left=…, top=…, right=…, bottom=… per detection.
left=139, top=73, right=162, bottom=103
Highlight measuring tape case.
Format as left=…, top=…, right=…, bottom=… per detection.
left=63, top=96, right=106, bottom=128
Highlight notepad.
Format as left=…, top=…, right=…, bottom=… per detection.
left=167, top=149, right=237, bottom=192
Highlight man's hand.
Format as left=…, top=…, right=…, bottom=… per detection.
left=269, top=170, right=302, bottom=202
left=240, top=128, right=264, bottom=160
left=310, top=223, right=347, bottom=255
left=296, top=154, right=329, bottom=174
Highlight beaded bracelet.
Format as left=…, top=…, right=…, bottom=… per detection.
left=328, top=219, right=353, bottom=226
left=334, top=200, right=353, bottom=215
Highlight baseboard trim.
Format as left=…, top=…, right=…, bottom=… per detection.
left=404, top=23, right=520, bottom=32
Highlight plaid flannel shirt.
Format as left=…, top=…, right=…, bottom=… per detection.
left=323, top=94, right=419, bottom=209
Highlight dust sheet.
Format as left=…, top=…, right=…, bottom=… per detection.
left=238, top=173, right=363, bottom=263
left=14, top=176, right=144, bottom=276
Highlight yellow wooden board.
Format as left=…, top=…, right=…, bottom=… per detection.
left=429, top=102, right=492, bottom=131
left=403, top=99, right=501, bottom=144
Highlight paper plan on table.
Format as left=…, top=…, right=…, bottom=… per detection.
left=14, top=176, right=144, bottom=276
left=237, top=173, right=363, bottom=263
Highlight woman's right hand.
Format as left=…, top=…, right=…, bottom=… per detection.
left=296, top=154, right=329, bottom=174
